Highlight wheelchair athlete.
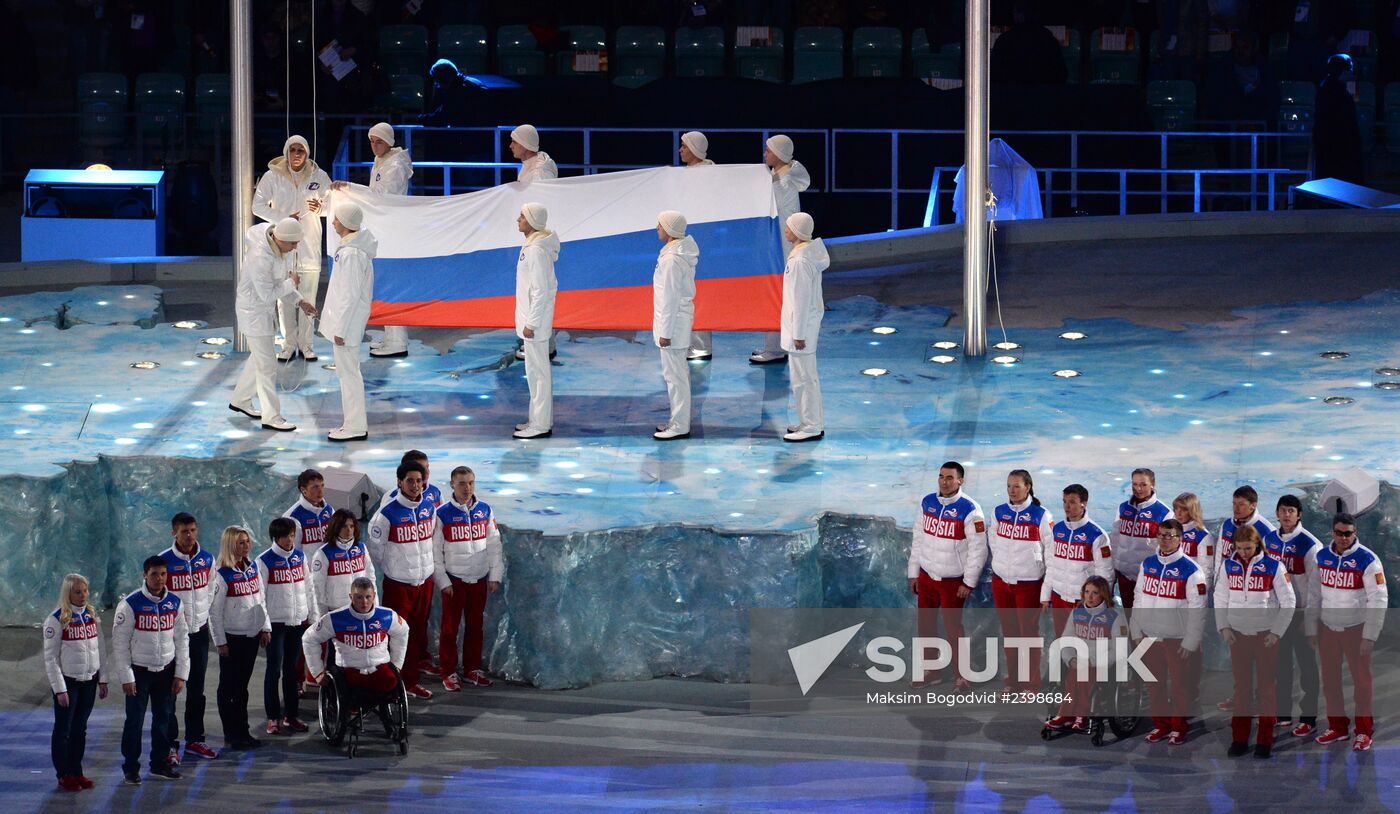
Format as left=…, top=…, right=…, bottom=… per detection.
left=1042, top=575, right=1142, bottom=744
left=303, top=577, right=409, bottom=747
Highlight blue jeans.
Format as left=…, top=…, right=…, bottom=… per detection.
left=121, top=663, right=175, bottom=773
left=170, top=625, right=210, bottom=748
left=52, top=677, right=98, bottom=778
left=264, top=623, right=304, bottom=720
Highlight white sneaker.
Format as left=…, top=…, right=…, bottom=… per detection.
left=301, top=348, right=318, bottom=362
left=513, top=426, right=552, bottom=439
left=369, top=346, right=407, bottom=358
left=261, top=418, right=296, bottom=432
left=369, top=337, right=384, bottom=349
left=515, top=422, right=530, bottom=431
left=748, top=350, right=787, bottom=365
left=686, top=349, right=712, bottom=361
left=653, top=426, right=691, bottom=440
left=783, top=428, right=825, bottom=443
left=277, top=346, right=295, bottom=362
left=514, top=347, right=526, bottom=361
left=327, top=427, right=367, bottom=442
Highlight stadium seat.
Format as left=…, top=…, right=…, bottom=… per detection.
left=793, top=26, right=844, bottom=84
left=734, top=26, right=784, bottom=82
left=852, top=26, right=902, bottom=78
left=77, top=72, right=128, bottom=148
left=1060, top=28, right=1082, bottom=83
left=674, top=26, right=726, bottom=78
left=437, top=25, right=488, bottom=74
left=1383, top=83, right=1400, bottom=152
left=387, top=75, right=424, bottom=114
left=556, top=25, right=609, bottom=76
left=496, top=25, right=546, bottom=76
left=911, top=29, right=961, bottom=81
left=380, top=25, right=431, bottom=76
left=1354, top=80, right=1376, bottom=149
left=1146, top=80, right=1196, bottom=132
left=613, top=26, right=666, bottom=85
left=134, top=73, right=186, bottom=143
left=194, top=74, right=230, bottom=140
left=1090, top=28, right=1139, bottom=84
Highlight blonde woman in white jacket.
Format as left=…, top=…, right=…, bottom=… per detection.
left=779, top=212, right=827, bottom=442
left=208, top=526, right=270, bottom=750
left=253, top=135, right=331, bottom=361
left=321, top=202, right=377, bottom=442
left=653, top=210, right=698, bottom=440
left=44, top=573, right=107, bottom=792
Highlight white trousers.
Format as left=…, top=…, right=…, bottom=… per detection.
left=381, top=325, right=409, bottom=352
left=277, top=270, right=320, bottom=352
left=332, top=342, right=367, bottom=433
left=659, top=346, right=691, bottom=433
left=690, top=331, right=712, bottom=353
left=231, top=334, right=283, bottom=423
left=788, top=352, right=824, bottom=431
left=523, top=338, right=553, bottom=430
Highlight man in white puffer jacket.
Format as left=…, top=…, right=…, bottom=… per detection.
left=113, top=556, right=190, bottom=783
left=779, top=212, right=828, bottom=442
left=320, top=202, right=377, bottom=442
left=253, top=135, right=331, bottom=361
left=652, top=210, right=698, bottom=441
left=751, top=134, right=811, bottom=366
left=433, top=466, right=504, bottom=691
left=512, top=203, right=560, bottom=439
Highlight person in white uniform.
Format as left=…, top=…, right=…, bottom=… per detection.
left=780, top=212, right=828, bottom=442
left=320, top=202, right=377, bottom=442
left=331, top=123, right=414, bottom=360
left=511, top=124, right=560, bottom=361
left=679, top=131, right=716, bottom=362
left=229, top=218, right=318, bottom=432
left=652, top=210, right=699, bottom=441
left=512, top=203, right=560, bottom=439
left=252, top=135, right=330, bottom=362
left=750, top=134, right=811, bottom=365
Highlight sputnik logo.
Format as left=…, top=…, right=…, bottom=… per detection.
left=787, top=623, right=864, bottom=696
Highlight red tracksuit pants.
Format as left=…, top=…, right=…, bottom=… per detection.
left=1143, top=638, right=1196, bottom=733
left=916, top=571, right=968, bottom=683
left=381, top=577, right=433, bottom=687
left=343, top=663, right=399, bottom=694
left=1048, top=594, right=1078, bottom=642
left=1318, top=624, right=1374, bottom=737
left=991, top=576, right=1043, bottom=690
left=1229, top=632, right=1280, bottom=746
left=438, top=576, right=489, bottom=678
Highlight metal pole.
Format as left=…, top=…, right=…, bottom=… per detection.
left=231, top=0, right=253, bottom=351
left=962, top=0, right=989, bottom=357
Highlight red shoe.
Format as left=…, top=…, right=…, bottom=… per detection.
left=185, top=741, right=219, bottom=760
left=58, top=775, right=82, bottom=792
left=76, top=775, right=95, bottom=789
left=282, top=717, right=309, bottom=733
left=442, top=673, right=463, bottom=692
left=1353, top=734, right=1373, bottom=752
left=1071, top=717, right=1090, bottom=733
left=418, top=662, right=442, bottom=677
left=1216, top=697, right=1235, bottom=712
left=462, top=669, right=494, bottom=687
left=406, top=684, right=433, bottom=700
left=167, top=748, right=181, bottom=767
left=1291, top=722, right=1315, bottom=738
left=1168, top=730, right=1187, bottom=746
left=1045, top=716, right=1073, bottom=730
left=266, top=718, right=286, bottom=736
left=1315, top=728, right=1349, bottom=745
left=1145, top=728, right=1169, bottom=743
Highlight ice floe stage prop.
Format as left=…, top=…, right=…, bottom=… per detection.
left=331, top=164, right=783, bottom=330
left=3, top=282, right=1400, bottom=687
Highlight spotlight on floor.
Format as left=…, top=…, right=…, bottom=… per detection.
left=1376, top=381, right=1400, bottom=391
left=196, top=351, right=227, bottom=360
left=322, top=363, right=337, bottom=371
left=1058, top=331, right=1087, bottom=341
left=991, top=355, right=1019, bottom=365
left=871, top=326, right=897, bottom=335
left=201, top=337, right=231, bottom=346
left=929, top=355, right=957, bottom=364
left=1052, top=369, right=1081, bottom=378
left=129, top=361, right=159, bottom=370
left=862, top=368, right=889, bottom=377
left=1319, top=351, right=1349, bottom=360
left=173, top=320, right=206, bottom=330
left=931, top=341, right=959, bottom=350
left=1376, top=367, right=1400, bottom=376
left=992, top=341, right=1021, bottom=351
left=1323, top=396, right=1354, bottom=405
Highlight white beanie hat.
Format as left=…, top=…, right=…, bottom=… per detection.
left=784, top=211, right=817, bottom=239
left=681, top=131, right=708, bottom=160
left=335, top=202, right=363, bottom=231
left=658, top=210, right=687, bottom=239
left=521, top=202, right=548, bottom=230
left=273, top=217, right=304, bottom=242
left=284, top=134, right=310, bottom=159
left=368, top=122, right=395, bottom=147
left=511, top=124, right=540, bottom=153
left=766, top=134, right=794, bottom=163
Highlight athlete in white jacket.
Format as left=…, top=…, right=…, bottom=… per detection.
left=257, top=517, right=311, bottom=735
left=253, top=135, right=331, bottom=360
left=680, top=131, right=717, bottom=361
left=229, top=218, right=317, bottom=432
left=208, top=527, right=271, bottom=750
left=751, top=134, right=811, bottom=365
left=44, top=573, right=107, bottom=790
left=780, top=213, right=828, bottom=442
left=1129, top=519, right=1208, bottom=744
left=321, top=203, right=377, bottom=441
left=113, top=556, right=190, bottom=782
left=1112, top=467, right=1173, bottom=608
left=512, top=203, right=560, bottom=439
left=434, top=466, right=505, bottom=690
left=310, top=509, right=377, bottom=616
left=653, top=211, right=698, bottom=440
left=1041, top=484, right=1114, bottom=636
left=303, top=577, right=409, bottom=695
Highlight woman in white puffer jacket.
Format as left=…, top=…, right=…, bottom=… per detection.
left=253, top=135, right=331, bottom=361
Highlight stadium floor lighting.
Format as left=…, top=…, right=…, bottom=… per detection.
left=1058, top=331, right=1087, bottom=341
left=992, top=341, right=1021, bottom=351
left=991, top=355, right=1019, bottom=365
left=862, top=368, right=888, bottom=377
left=931, top=341, right=959, bottom=350
left=929, top=355, right=956, bottom=364
left=129, top=361, right=159, bottom=369
left=201, top=337, right=231, bottom=346
left=173, top=320, right=205, bottom=329
left=196, top=351, right=226, bottom=360
left=1052, top=369, right=1081, bottom=378
left=1375, top=381, right=1400, bottom=391
left=871, top=326, right=897, bottom=335
left=1319, top=351, right=1349, bottom=359
left=1323, top=396, right=1355, bottom=405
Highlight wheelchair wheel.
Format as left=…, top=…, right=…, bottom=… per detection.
left=319, top=673, right=347, bottom=747
left=1107, top=677, right=1144, bottom=739
left=387, top=668, right=410, bottom=755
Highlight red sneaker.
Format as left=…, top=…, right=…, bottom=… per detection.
left=1071, top=717, right=1090, bottom=733
left=1215, top=697, right=1235, bottom=711
left=406, top=684, right=434, bottom=700
left=442, top=673, right=463, bottom=692
left=1045, top=716, right=1073, bottom=730
left=167, top=748, right=181, bottom=767
left=266, top=719, right=286, bottom=736
left=1291, top=722, right=1315, bottom=738
left=76, top=775, right=95, bottom=789
left=1315, top=729, right=1349, bottom=745
left=419, top=662, right=442, bottom=677
left=1353, top=734, right=1373, bottom=752
left=185, top=741, right=219, bottom=760
left=1168, top=731, right=1187, bottom=746
left=58, top=775, right=82, bottom=792
left=282, top=717, right=309, bottom=733
left=463, top=669, right=494, bottom=687
left=1144, top=728, right=1169, bottom=743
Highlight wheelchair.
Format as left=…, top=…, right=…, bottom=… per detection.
left=318, top=660, right=410, bottom=758
left=1040, top=671, right=1145, bottom=747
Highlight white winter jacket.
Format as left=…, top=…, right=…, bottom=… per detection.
left=253, top=150, right=331, bottom=271
left=367, top=493, right=437, bottom=585
left=320, top=228, right=377, bottom=346
left=43, top=606, right=107, bottom=694
left=236, top=223, right=303, bottom=337
left=773, top=160, right=811, bottom=256
left=111, top=586, right=190, bottom=684
left=432, top=497, right=504, bottom=587
left=208, top=560, right=271, bottom=646
left=515, top=229, right=560, bottom=340
left=309, top=535, right=377, bottom=616
left=1129, top=549, right=1208, bottom=651
left=257, top=544, right=311, bottom=625
left=303, top=604, right=409, bottom=675
left=1040, top=517, right=1114, bottom=604
left=1214, top=551, right=1296, bottom=637
left=987, top=498, right=1053, bottom=584
left=653, top=235, right=698, bottom=348
left=368, top=147, right=413, bottom=194
left=780, top=238, right=827, bottom=354
left=907, top=490, right=988, bottom=587
left=1057, top=602, right=1130, bottom=670
left=518, top=151, right=558, bottom=183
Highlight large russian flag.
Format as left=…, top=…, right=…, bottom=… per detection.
left=327, top=165, right=782, bottom=330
